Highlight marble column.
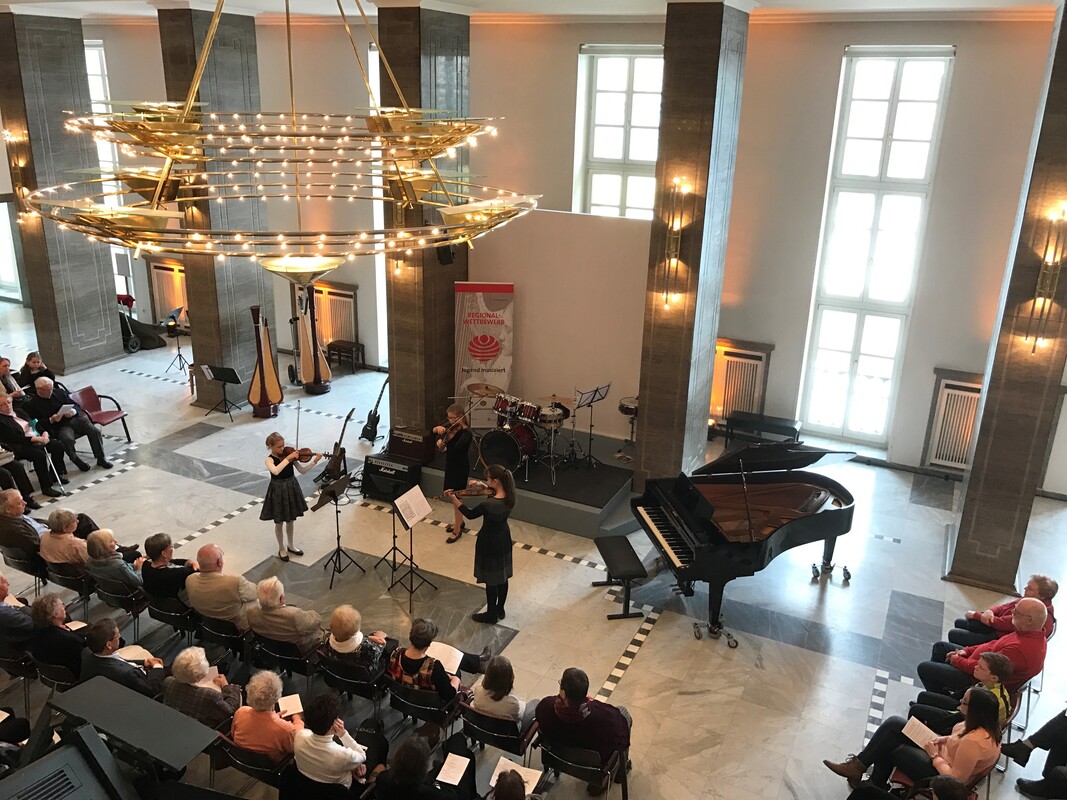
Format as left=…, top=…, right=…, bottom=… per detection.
left=0, top=13, right=124, bottom=373
left=948, top=11, right=1067, bottom=593
left=157, top=9, right=275, bottom=410
left=633, top=2, right=748, bottom=488
left=378, top=6, right=470, bottom=433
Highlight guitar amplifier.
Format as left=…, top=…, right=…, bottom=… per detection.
left=362, top=452, right=422, bottom=501
left=388, top=426, right=436, bottom=465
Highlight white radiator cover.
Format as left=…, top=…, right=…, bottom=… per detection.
left=711, top=347, right=766, bottom=420
left=312, top=285, right=356, bottom=345
left=928, top=381, right=981, bottom=469
left=150, top=263, right=187, bottom=324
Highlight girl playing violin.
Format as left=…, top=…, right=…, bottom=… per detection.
left=259, top=432, right=322, bottom=562
left=433, top=403, right=472, bottom=543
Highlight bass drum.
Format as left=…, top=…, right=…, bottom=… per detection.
left=480, top=423, right=538, bottom=472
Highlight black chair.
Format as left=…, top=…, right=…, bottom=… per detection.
left=540, top=737, right=628, bottom=800
left=207, top=734, right=293, bottom=792
left=251, top=633, right=317, bottom=693
left=145, top=593, right=201, bottom=647
left=386, top=679, right=460, bottom=740
left=0, top=644, right=37, bottom=717
left=0, top=547, right=48, bottom=598
left=93, top=577, right=148, bottom=640
left=198, top=617, right=252, bottom=664
left=26, top=653, right=78, bottom=698
left=44, top=563, right=95, bottom=621
left=278, top=763, right=363, bottom=800
left=459, top=698, right=539, bottom=765
left=316, top=651, right=389, bottom=720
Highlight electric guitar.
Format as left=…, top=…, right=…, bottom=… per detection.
left=360, top=376, right=389, bottom=442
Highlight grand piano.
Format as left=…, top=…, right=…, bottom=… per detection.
left=632, top=442, right=855, bottom=644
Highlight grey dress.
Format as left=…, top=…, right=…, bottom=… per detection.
left=459, top=497, right=513, bottom=585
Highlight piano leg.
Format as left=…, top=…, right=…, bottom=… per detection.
left=811, top=537, right=849, bottom=582
left=696, top=582, right=738, bottom=648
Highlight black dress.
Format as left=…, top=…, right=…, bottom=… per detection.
left=259, top=455, right=308, bottom=523
left=441, top=428, right=472, bottom=492
left=459, top=497, right=513, bottom=585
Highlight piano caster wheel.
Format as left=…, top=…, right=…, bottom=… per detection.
left=727, top=634, right=738, bottom=649
left=811, top=563, right=819, bottom=579
left=842, top=566, right=851, bottom=582
left=693, top=623, right=703, bottom=640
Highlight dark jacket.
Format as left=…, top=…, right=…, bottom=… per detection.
left=80, top=650, right=161, bottom=697
left=27, top=625, right=86, bottom=677
left=0, top=603, right=34, bottom=646
left=0, top=410, right=37, bottom=452
left=162, top=677, right=242, bottom=729
left=0, top=514, right=41, bottom=556
left=24, top=387, right=82, bottom=436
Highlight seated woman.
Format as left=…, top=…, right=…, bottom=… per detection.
left=374, top=733, right=476, bottom=800
left=318, top=604, right=396, bottom=673
left=86, top=529, right=145, bottom=590
left=163, top=646, right=242, bottom=729
left=471, top=655, right=535, bottom=733
left=26, top=593, right=85, bottom=677
left=141, top=532, right=198, bottom=602
left=387, top=618, right=489, bottom=703
left=231, top=670, right=304, bottom=762
left=491, top=770, right=542, bottom=800
left=38, top=509, right=89, bottom=572
left=824, top=687, right=1001, bottom=791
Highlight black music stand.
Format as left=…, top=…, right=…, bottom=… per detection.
left=373, top=503, right=412, bottom=577
left=387, top=486, right=437, bottom=613
left=165, top=306, right=190, bottom=373
left=201, top=365, right=242, bottom=422
left=313, top=473, right=365, bottom=590
left=575, top=382, right=610, bottom=469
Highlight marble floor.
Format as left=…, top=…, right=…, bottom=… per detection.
left=0, top=304, right=1064, bottom=800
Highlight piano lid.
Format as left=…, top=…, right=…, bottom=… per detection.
left=693, top=442, right=855, bottom=476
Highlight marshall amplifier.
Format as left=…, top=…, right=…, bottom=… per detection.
left=362, top=452, right=421, bottom=501
left=388, top=426, right=436, bottom=465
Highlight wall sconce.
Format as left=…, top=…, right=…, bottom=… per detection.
left=1024, top=208, right=1067, bottom=354
left=662, top=176, right=690, bottom=310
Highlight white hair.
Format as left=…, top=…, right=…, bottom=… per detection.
left=245, top=670, right=283, bottom=712
left=171, top=646, right=210, bottom=684
left=34, top=377, right=53, bottom=389
left=256, top=576, right=284, bottom=609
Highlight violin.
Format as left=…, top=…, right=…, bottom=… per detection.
left=439, top=480, right=492, bottom=500
left=280, top=446, right=325, bottom=463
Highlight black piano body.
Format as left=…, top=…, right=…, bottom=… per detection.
left=631, top=443, right=855, bottom=639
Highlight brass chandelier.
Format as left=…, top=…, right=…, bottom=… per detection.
left=22, top=0, right=538, bottom=285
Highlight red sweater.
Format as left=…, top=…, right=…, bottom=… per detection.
left=535, top=696, right=630, bottom=763
left=954, top=629, right=1047, bottom=694
left=986, top=598, right=1055, bottom=638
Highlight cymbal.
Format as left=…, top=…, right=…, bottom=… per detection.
left=466, top=382, right=504, bottom=398
left=537, top=394, right=575, bottom=407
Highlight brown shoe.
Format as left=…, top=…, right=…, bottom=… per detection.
left=822, top=755, right=866, bottom=787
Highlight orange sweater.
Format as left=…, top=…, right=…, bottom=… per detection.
left=231, top=707, right=304, bottom=762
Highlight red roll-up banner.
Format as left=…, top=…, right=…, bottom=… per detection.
left=454, top=282, right=514, bottom=398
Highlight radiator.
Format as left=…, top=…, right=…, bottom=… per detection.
left=150, top=263, right=188, bottom=324
left=928, top=381, right=981, bottom=469
left=311, top=285, right=356, bottom=345
left=711, top=347, right=766, bottom=420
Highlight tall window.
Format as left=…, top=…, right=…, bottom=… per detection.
left=801, top=49, right=953, bottom=443
left=573, top=46, right=663, bottom=219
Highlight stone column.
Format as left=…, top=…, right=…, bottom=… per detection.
left=377, top=6, right=470, bottom=433
left=633, top=2, right=748, bottom=488
left=0, top=13, right=124, bottom=373
left=157, top=9, right=274, bottom=409
left=948, top=11, right=1067, bottom=593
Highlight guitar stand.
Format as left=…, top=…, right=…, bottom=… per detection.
left=388, top=521, right=437, bottom=614
left=374, top=509, right=412, bottom=576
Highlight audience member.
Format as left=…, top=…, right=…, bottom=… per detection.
left=163, top=646, right=241, bottom=729
left=294, top=690, right=388, bottom=791
left=374, top=733, right=477, bottom=800
left=824, top=687, right=1001, bottom=790
left=141, top=533, right=198, bottom=602
left=80, top=618, right=164, bottom=697
left=0, top=489, right=47, bottom=556
left=15, top=352, right=54, bottom=388
left=387, top=618, right=489, bottom=704
left=918, top=597, right=1047, bottom=695
left=999, top=707, right=1067, bottom=798
left=0, top=570, right=33, bottom=645
left=25, top=377, right=112, bottom=471
left=846, top=775, right=970, bottom=800
left=185, top=544, right=258, bottom=632
left=318, top=604, right=395, bottom=673
left=949, top=574, right=1057, bottom=646
left=908, top=652, right=1013, bottom=733
left=0, top=392, right=67, bottom=495
left=26, top=594, right=85, bottom=677
left=491, top=770, right=541, bottom=800
left=0, top=704, right=30, bottom=746
left=231, top=670, right=304, bottom=762
left=0, top=358, right=27, bottom=406
left=39, top=509, right=89, bottom=571
left=87, top=529, right=145, bottom=590
left=535, top=667, right=631, bottom=796
left=247, top=576, right=322, bottom=653
left=472, top=655, right=535, bottom=732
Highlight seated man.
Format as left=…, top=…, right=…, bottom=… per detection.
left=1000, top=708, right=1067, bottom=798
left=0, top=392, right=67, bottom=496
left=247, top=576, right=323, bottom=654
left=0, top=457, right=41, bottom=510
left=0, top=491, right=98, bottom=563
left=908, top=651, right=1013, bottom=734
left=80, top=618, right=164, bottom=697
left=0, top=570, right=34, bottom=646
left=294, top=691, right=378, bottom=792
left=949, top=573, right=1057, bottom=646
left=25, top=377, right=112, bottom=471
left=535, top=667, right=631, bottom=796
left=185, top=544, right=259, bottom=632
left=918, top=596, right=1048, bottom=696
left=162, top=646, right=242, bottom=729
left=141, top=533, right=198, bottom=603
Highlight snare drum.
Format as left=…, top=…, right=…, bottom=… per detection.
left=538, top=404, right=566, bottom=428
left=515, top=400, right=541, bottom=424
left=619, top=396, right=639, bottom=418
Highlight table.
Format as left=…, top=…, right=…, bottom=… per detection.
left=49, top=676, right=219, bottom=773
left=724, top=411, right=802, bottom=444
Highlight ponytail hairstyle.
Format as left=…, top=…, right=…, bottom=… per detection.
left=485, top=463, right=516, bottom=508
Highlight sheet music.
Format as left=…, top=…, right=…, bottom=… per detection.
left=195, top=666, right=220, bottom=691
left=200, top=365, right=215, bottom=381
left=394, top=484, right=432, bottom=529
left=3, top=594, right=21, bottom=607
left=426, top=641, right=463, bottom=675
left=902, top=717, right=938, bottom=748
left=436, top=752, right=470, bottom=785
left=277, top=693, right=303, bottom=718
left=66, top=620, right=87, bottom=631
left=116, top=645, right=155, bottom=663
left=490, top=755, right=543, bottom=793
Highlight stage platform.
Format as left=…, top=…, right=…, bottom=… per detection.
left=419, top=432, right=641, bottom=539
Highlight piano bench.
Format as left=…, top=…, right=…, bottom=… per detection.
left=592, top=536, right=647, bottom=621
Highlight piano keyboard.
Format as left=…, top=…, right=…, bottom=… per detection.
left=636, top=505, right=695, bottom=569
